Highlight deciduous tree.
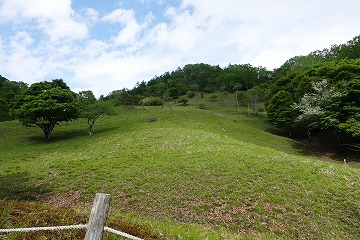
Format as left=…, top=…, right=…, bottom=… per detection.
left=11, top=79, right=78, bottom=140
left=292, top=79, right=344, bottom=137
left=266, top=90, right=295, bottom=136
left=78, top=90, right=115, bottom=135
left=247, top=86, right=263, bottom=116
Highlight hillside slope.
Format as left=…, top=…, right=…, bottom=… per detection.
left=0, top=106, right=359, bottom=239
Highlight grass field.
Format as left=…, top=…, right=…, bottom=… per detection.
left=0, top=96, right=359, bottom=239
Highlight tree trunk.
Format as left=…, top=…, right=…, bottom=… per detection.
left=307, top=131, right=312, bottom=139
left=235, top=91, right=240, bottom=109
left=41, top=125, right=52, bottom=140
left=88, top=119, right=95, bottom=136
left=40, top=121, right=57, bottom=140
left=44, top=129, right=51, bottom=140
left=88, top=125, right=93, bottom=136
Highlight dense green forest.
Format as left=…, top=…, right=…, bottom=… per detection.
left=0, top=76, right=28, bottom=121
left=267, top=35, right=360, bottom=146
left=1, top=35, right=360, bottom=148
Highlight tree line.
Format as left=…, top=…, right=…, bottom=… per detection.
left=267, top=59, right=360, bottom=144
left=266, top=35, right=360, bottom=146
left=102, top=63, right=272, bottom=106
left=0, top=75, right=28, bottom=121
left=1, top=35, right=359, bottom=146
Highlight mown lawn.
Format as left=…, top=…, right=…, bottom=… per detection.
left=0, top=105, right=359, bottom=239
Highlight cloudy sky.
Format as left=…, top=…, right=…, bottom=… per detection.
left=1, top=0, right=360, bottom=96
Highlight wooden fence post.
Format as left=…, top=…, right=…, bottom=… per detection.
left=84, top=193, right=111, bottom=240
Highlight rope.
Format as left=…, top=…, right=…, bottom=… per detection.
left=0, top=225, right=143, bottom=239
left=0, top=224, right=87, bottom=233
left=104, top=227, right=143, bottom=240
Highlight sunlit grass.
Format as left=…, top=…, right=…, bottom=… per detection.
left=0, top=103, right=359, bottom=239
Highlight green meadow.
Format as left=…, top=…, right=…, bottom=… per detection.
left=0, top=98, right=359, bottom=239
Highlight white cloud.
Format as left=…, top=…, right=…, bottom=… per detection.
left=0, top=0, right=89, bottom=41
left=76, top=8, right=99, bottom=28
left=72, top=87, right=100, bottom=97
left=4, top=34, right=45, bottom=84
left=137, top=0, right=165, bottom=5
left=10, top=31, right=34, bottom=47
left=104, top=9, right=140, bottom=45
left=81, top=40, right=109, bottom=58
left=1, top=0, right=360, bottom=96
left=69, top=48, right=179, bottom=96
left=103, top=8, right=135, bottom=24
left=103, top=9, right=154, bottom=46
left=173, top=0, right=360, bottom=68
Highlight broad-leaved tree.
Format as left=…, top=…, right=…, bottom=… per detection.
left=11, top=79, right=78, bottom=140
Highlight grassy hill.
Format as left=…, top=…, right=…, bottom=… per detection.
left=0, top=98, right=359, bottom=239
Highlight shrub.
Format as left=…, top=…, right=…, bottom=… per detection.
left=142, top=97, right=164, bottom=106
left=208, top=94, right=218, bottom=101
left=199, top=102, right=206, bottom=109
left=187, top=91, right=196, bottom=98
left=178, top=97, right=189, bottom=106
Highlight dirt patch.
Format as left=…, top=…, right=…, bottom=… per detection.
left=40, top=190, right=92, bottom=210
left=148, top=118, right=158, bottom=122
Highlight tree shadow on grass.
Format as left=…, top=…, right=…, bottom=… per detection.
left=265, top=127, right=310, bottom=153
left=265, top=127, right=360, bottom=164
left=291, top=139, right=360, bottom=164
left=26, top=126, right=119, bottom=144
left=0, top=173, right=51, bottom=201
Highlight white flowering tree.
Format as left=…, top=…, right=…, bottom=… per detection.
left=292, top=79, right=344, bottom=137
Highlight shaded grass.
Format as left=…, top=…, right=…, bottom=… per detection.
left=0, top=105, right=359, bottom=239
left=0, top=173, right=50, bottom=201
left=0, top=200, right=160, bottom=240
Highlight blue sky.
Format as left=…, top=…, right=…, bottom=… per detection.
left=1, top=0, right=360, bottom=97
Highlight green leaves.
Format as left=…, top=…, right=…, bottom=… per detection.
left=11, top=80, right=78, bottom=139
left=0, top=75, right=28, bottom=121
left=268, top=60, right=360, bottom=142
left=78, top=90, right=115, bottom=135
left=293, top=79, right=344, bottom=132
left=339, top=118, right=360, bottom=137
left=267, top=90, right=294, bottom=129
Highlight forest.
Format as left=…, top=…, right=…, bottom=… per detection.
left=1, top=35, right=360, bottom=148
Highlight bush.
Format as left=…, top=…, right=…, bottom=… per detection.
left=199, top=102, right=206, bottom=109
left=142, top=97, right=164, bottom=106
left=178, top=96, right=189, bottom=106
left=208, top=94, right=218, bottom=101
left=187, top=91, right=196, bottom=98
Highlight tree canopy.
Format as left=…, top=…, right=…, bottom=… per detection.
left=267, top=59, right=360, bottom=142
left=11, top=79, right=79, bottom=140
left=105, top=63, right=272, bottom=106
left=267, top=90, right=295, bottom=134
left=0, top=75, right=28, bottom=121
left=78, top=90, right=114, bottom=135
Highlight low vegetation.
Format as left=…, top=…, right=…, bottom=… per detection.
left=0, top=101, right=359, bottom=239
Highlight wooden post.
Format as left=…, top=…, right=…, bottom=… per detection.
left=84, top=193, right=111, bottom=240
